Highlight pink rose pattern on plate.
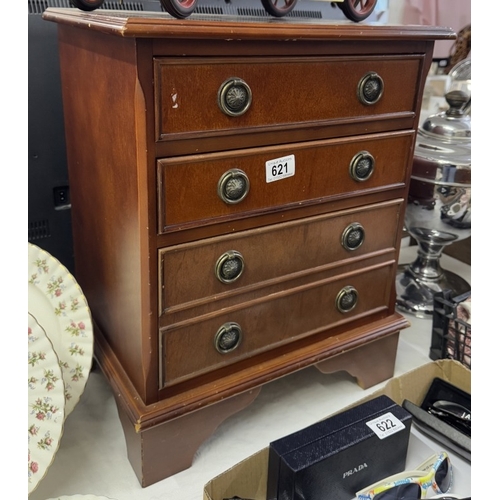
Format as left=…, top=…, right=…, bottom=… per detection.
left=28, top=243, right=94, bottom=417
left=28, top=313, right=65, bottom=494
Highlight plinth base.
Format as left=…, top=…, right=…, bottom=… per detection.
left=395, top=264, right=471, bottom=319
left=94, top=316, right=408, bottom=487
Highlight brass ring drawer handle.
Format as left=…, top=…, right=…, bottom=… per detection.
left=357, top=71, right=384, bottom=105
left=214, top=322, right=242, bottom=353
left=217, top=168, right=250, bottom=204
left=336, top=286, right=359, bottom=313
left=218, top=77, right=252, bottom=117
left=341, top=222, right=365, bottom=251
left=349, top=151, right=375, bottom=182
left=215, top=250, right=245, bottom=284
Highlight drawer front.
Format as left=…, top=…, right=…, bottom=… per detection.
left=160, top=262, right=394, bottom=388
left=159, top=200, right=402, bottom=312
left=158, top=132, right=413, bottom=231
left=154, top=56, right=421, bottom=141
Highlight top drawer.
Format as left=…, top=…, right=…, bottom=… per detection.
left=154, top=56, right=422, bottom=143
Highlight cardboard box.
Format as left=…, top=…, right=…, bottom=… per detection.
left=267, top=395, right=412, bottom=500
left=203, top=360, right=470, bottom=500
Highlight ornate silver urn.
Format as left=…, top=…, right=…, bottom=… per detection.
left=396, top=90, right=471, bottom=318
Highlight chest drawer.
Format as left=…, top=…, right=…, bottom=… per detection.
left=160, top=261, right=394, bottom=388
left=159, top=200, right=402, bottom=312
left=158, top=131, right=414, bottom=232
left=154, top=56, right=421, bottom=143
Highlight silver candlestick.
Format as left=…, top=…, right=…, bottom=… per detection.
left=396, top=90, right=471, bottom=318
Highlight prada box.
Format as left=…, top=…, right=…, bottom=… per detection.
left=203, top=360, right=471, bottom=500
left=266, top=395, right=412, bottom=500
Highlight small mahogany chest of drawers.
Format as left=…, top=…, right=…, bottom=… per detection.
left=43, top=8, right=453, bottom=487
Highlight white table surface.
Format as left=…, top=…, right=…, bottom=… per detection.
left=29, top=244, right=472, bottom=500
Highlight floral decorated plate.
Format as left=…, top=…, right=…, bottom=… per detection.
left=28, top=313, right=65, bottom=495
left=28, top=243, right=94, bottom=417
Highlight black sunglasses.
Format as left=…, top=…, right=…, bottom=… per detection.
left=427, top=400, right=471, bottom=436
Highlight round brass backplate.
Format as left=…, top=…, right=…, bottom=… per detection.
left=214, top=322, right=242, bottom=353
left=335, top=286, right=359, bottom=313
left=215, top=250, right=245, bottom=284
